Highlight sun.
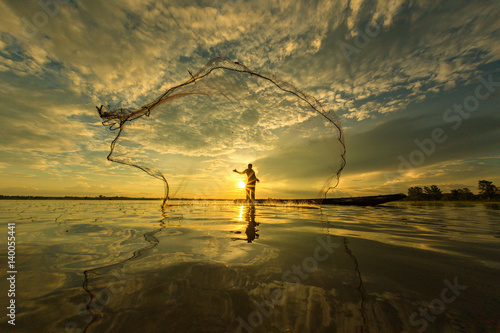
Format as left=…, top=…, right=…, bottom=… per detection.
left=238, top=181, right=246, bottom=189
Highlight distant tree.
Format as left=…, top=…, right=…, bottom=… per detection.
left=424, top=185, right=443, bottom=200
left=408, top=186, right=424, bottom=200
left=432, top=185, right=443, bottom=200
left=450, top=188, right=474, bottom=201
left=460, top=188, right=474, bottom=200
left=478, top=180, right=498, bottom=199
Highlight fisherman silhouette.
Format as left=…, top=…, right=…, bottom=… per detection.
left=233, top=164, right=260, bottom=202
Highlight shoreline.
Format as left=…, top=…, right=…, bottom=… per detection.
left=396, top=200, right=500, bottom=204
left=1, top=195, right=498, bottom=204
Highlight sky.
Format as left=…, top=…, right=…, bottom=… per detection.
left=0, top=0, right=498, bottom=199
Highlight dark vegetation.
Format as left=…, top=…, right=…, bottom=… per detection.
left=0, top=195, right=161, bottom=200
left=407, top=180, right=499, bottom=201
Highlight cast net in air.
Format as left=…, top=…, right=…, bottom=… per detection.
left=97, top=57, right=346, bottom=207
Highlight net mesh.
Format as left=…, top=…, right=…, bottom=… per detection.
left=97, top=57, right=346, bottom=207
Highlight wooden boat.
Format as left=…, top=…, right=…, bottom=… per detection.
left=315, top=194, right=407, bottom=206
left=234, top=194, right=406, bottom=206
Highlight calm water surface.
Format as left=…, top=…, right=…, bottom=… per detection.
left=0, top=200, right=499, bottom=332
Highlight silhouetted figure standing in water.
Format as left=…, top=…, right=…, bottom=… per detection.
left=233, top=164, right=260, bottom=202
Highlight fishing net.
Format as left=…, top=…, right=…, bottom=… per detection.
left=97, top=57, right=345, bottom=206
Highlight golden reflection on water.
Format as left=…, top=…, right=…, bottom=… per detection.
left=321, top=203, right=500, bottom=260
left=237, top=205, right=245, bottom=222
left=0, top=200, right=499, bottom=332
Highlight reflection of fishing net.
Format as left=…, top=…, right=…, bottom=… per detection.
left=97, top=57, right=345, bottom=206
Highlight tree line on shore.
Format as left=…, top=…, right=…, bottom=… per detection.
left=407, top=180, right=499, bottom=201
left=0, top=195, right=160, bottom=200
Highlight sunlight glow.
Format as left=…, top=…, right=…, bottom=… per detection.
left=238, top=181, right=246, bottom=189
left=238, top=205, right=244, bottom=221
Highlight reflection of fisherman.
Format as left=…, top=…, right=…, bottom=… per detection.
left=231, top=205, right=259, bottom=243
left=233, top=164, right=260, bottom=202
left=244, top=205, right=258, bottom=243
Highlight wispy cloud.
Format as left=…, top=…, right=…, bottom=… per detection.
left=0, top=0, right=498, bottom=197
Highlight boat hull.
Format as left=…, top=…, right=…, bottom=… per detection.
left=234, top=194, right=407, bottom=206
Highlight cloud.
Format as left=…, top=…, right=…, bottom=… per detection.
left=344, top=113, right=500, bottom=175
left=0, top=0, right=498, bottom=197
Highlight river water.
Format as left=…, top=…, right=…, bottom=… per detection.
left=0, top=200, right=499, bottom=332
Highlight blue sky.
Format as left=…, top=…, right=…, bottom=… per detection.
left=0, top=0, right=498, bottom=199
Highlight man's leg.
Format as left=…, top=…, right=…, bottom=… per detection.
left=247, top=186, right=255, bottom=202
left=245, top=187, right=251, bottom=201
